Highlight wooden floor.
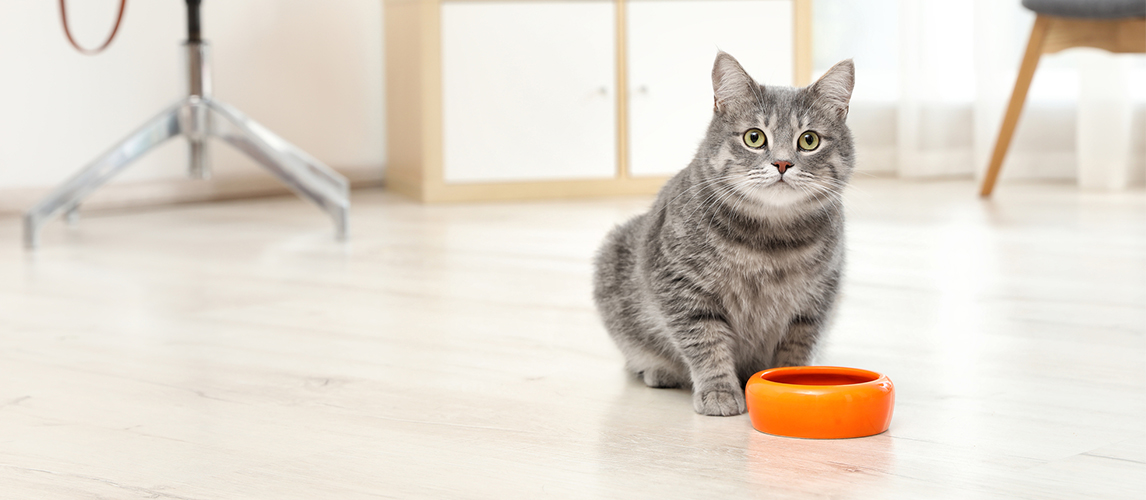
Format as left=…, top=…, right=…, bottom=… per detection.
left=0, top=178, right=1143, bottom=499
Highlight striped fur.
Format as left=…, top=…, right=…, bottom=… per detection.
left=593, top=53, right=856, bottom=416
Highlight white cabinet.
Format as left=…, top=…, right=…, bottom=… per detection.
left=627, top=0, right=795, bottom=177
left=384, top=0, right=810, bottom=202
left=441, top=2, right=617, bottom=183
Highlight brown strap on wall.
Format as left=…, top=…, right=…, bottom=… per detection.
left=59, top=0, right=128, bottom=55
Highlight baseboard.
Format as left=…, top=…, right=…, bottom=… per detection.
left=0, top=166, right=384, bottom=217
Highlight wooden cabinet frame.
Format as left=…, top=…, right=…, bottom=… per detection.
left=385, top=0, right=813, bottom=202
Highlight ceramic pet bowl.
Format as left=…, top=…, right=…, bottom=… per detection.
left=745, top=366, right=895, bottom=439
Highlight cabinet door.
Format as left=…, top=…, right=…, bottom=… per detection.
left=441, top=1, right=617, bottom=183
left=627, top=0, right=794, bottom=177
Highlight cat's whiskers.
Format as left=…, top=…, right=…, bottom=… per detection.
left=792, top=171, right=845, bottom=195
left=780, top=174, right=829, bottom=209
left=681, top=177, right=741, bottom=223
left=702, top=177, right=756, bottom=229
left=656, top=175, right=746, bottom=229
left=796, top=185, right=829, bottom=213
left=654, top=173, right=743, bottom=220
left=793, top=175, right=843, bottom=201
left=689, top=175, right=754, bottom=227
left=724, top=180, right=756, bottom=235
left=688, top=179, right=743, bottom=224
left=806, top=176, right=851, bottom=195
left=807, top=173, right=875, bottom=207
left=777, top=170, right=850, bottom=212
left=793, top=175, right=862, bottom=217
left=797, top=182, right=837, bottom=209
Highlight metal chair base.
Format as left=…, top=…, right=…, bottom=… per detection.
left=23, top=41, right=349, bottom=249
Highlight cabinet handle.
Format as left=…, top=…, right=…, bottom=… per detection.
left=596, top=86, right=609, bottom=96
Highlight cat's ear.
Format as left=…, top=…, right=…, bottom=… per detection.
left=807, top=59, right=854, bottom=120
left=711, top=51, right=758, bottom=113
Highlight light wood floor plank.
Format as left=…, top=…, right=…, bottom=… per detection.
left=1, top=178, right=1143, bottom=498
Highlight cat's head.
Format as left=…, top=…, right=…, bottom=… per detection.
left=699, top=51, right=855, bottom=210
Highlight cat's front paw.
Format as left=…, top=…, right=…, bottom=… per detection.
left=693, top=387, right=747, bottom=416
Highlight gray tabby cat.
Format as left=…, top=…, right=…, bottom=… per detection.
left=593, top=52, right=855, bottom=416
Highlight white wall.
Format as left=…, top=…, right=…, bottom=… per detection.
left=0, top=0, right=384, bottom=193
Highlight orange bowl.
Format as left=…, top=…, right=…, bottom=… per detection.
left=745, top=366, right=894, bottom=439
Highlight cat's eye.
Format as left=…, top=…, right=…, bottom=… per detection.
left=798, top=131, right=820, bottom=151
left=743, top=129, right=766, bottom=149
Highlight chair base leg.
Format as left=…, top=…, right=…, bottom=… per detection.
left=23, top=97, right=350, bottom=249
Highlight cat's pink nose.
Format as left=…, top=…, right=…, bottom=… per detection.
left=772, top=161, right=792, bottom=174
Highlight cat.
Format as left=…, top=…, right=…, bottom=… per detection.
left=593, top=52, right=855, bottom=416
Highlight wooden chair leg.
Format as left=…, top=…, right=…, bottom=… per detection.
left=980, top=15, right=1051, bottom=197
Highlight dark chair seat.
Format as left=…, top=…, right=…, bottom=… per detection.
left=1022, top=0, right=1146, bottom=19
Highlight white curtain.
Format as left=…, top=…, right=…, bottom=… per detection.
left=813, top=0, right=1146, bottom=189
